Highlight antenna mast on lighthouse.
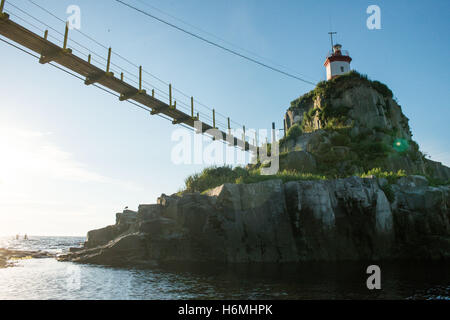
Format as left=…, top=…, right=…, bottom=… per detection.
left=328, top=31, right=337, bottom=51
left=324, top=32, right=352, bottom=80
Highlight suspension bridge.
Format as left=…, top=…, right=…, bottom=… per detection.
left=0, top=0, right=282, bottom=153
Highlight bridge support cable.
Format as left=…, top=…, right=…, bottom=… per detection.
left=0, top=35, right=237, bottom=150
left=22, top=0, right=255, bottom=140
left=0, top=12, right=255, bottom=152
left=8, top=0, right=246, bottom=136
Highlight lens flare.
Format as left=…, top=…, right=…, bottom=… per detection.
left=393, top=138, right=409, bottom=152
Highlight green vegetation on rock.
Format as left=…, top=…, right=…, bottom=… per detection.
left=183, top=166, right=326, bottom=194
left=359, top=167, right=407, bottom=184
left=184, top=166, right=248, bottom=193
left=278, top=70, right=436, bottom=178
left=289, top=71, right=393, bottom=113
left=279, top=124, right=302, bottom=147
left=183, top=70, right=449, bottom=194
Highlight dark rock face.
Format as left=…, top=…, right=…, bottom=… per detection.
left=391, top=178, right=450, bottom=260
left=284, top=177, right=394, bottom=261
left=59, top=177, right=450, bottom=266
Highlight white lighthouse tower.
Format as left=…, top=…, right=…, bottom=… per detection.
left=324, top=41, right=352, bottom=80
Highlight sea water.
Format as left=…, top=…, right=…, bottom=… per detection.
left=0, top=236, right=449, bottom=300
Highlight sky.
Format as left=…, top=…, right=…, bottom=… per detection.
left=0, top=0, right=449, bottom=236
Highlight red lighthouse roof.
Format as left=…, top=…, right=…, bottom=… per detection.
left=324, top=44, right=352, bottom=67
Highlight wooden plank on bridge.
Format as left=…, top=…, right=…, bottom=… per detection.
left=0, top=16, right=254, bottom=151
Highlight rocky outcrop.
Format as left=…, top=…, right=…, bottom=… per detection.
left=424, top=159, right=450, bottom=182
left=59, top=176, right=450, bottom=266
left=280, top=72, right=450, bottom=180
left=0, top=249, right=55, bottom=268
left=285, top=85, right=411, bottom=139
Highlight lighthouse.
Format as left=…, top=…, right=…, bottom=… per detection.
left=324, top=43, right=352, bottom=80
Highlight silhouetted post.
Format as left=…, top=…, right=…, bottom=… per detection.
left=44, top=30, right=48, bottom=40
left=243, top=125, right=246, bottom=142
left=213, top=109, right=216, bottom=128
left=88, top=54, right=91, bottom=64
left=191, top=97, right=194, bottom=118
left=227, top=117, right=231, bottom=135
left=106, top=47, right=112, bottom=73
left=328, top=31, right=337, bottom=52
left=152, top=89, right=155, bottom=98
left=169, top=84, right=172, bottom=107
left=63, top=22, right=69, bottom=50
left=272, top=122, right=276, bottom=142
left=138, top=66, right=143, bottom=90
left=1, top=1, right=10, bottom=20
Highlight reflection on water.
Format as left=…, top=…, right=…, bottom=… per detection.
left=0, top=237, right=449, bottom=300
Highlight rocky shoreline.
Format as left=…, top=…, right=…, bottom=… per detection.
left=0, top=248, right=55, bottom=268
left=59, top=175, right=450, bottom=266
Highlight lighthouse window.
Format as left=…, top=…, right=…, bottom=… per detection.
left=340, top=66, right=344, bottom=72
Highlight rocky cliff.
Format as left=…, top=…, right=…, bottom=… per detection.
left=59, top=175, right=450, bottom=266
left=281, top=71, right=450, bottom=181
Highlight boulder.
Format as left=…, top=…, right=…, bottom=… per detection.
left=116, top=209, right=137, bottom=225
left=85, top=225, right=125, bottom=248
left=391, top=184, right=450, bottom=260
left=424, top=159, right=450, bottom=182
left=137, top=204, right=162, bottom=222
left=63, top=233, right=149, bottom=266
left=397, top=175, right=429, bottom=188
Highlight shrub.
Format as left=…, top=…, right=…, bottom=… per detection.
left=300, top=112, right=312, bottom=131
left=280, top=124, right=303, bottom=146
left=184, top=166, right=326, bottom=193
left=236, top=170, right=326, bottom=185
left=289, top=70, right=394, bottom=116
left=184, top=166, right=249, bottom=193
left=289, top=91, right=315, bottom=110
left=319, top=105, right=351, bottom=122
left=354, top=141, right=390, bottom=158
left=371, top=80, right=393, bottom=98
left=286, top=124, right=302, bottom=140
left=330, top=133, right=351, bottom=146
left=360, top=168, right=406, bottom=184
